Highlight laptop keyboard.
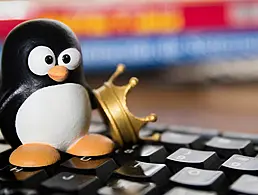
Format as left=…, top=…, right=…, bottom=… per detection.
left=0, top=120, right=258, bottom=194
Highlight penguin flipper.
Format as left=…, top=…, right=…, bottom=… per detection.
left=0, top=86, right=26, bottom=147
left=0, top=88, right=16, bottom=122
left=0, top=86, right=25, bottom=121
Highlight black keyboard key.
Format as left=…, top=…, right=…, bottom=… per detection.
left=0, top=131, right=7, bottom=144
left=97, top=179, right=157, bottom=195
left=0, top=149, right=13, bottom=169
left=139, top=128, right=154, bottom=136
left=60, top=157, right=117, bottom=182
left=114, top=161, right=171, bottom=186
left=138, top=145, right=168, bottom=163
left=0, top=166, right=48, bottom=188
left=220, top=154, right=258, bottom=182
left=168, top=125, right=219, bottom=140
left=166, top=148, right=221, bottom=173
left=40, top=172, right=101, bottom=195
left=160, top=132, right=203, bottom=151
left=255, top=146, right=258, bottom=153
left=0, top=188, right=38, bottom=195
left=114, top=145, right=168, bottom=165
left=139, top=129, right=157, bottom=140
left=164, top=187, right=217, bottom=195
left=230, top=174, right=258, bottom=195
left=205, top=137, right=255, bottom=159
left=223, top=131, right=258, bottom=145
left=0, top=144, right=11, bottom=153
left=144, top=123, right=167, bottom=132
left=113, top=147, right=137, bottom=166
left=170, top=167, right=228, bottom=194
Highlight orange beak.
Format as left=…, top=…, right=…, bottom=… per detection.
left=48, top=66, right=68, bottom=82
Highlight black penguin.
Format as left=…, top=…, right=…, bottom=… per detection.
left=0, top=19, right=97, bottom=149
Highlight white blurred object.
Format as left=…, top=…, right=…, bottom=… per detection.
left=0, top=144, right=11, bottom=153
left=0, top=1, right=30, bottom=20
left=0, top=131, right=4, bottom=140
left=165, top=58, right=258, bottom=83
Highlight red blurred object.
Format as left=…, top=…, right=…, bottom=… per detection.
left=0, top=20, right=26, bottom=40
left=184, top=3, right=226, bottom=29
left=0, top=0, right=258, bottom=40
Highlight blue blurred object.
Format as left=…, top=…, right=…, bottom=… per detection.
left=1, top=30, right=258, bottom=71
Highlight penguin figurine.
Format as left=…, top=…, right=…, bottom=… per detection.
left=0, top=19, right=114, bottom=167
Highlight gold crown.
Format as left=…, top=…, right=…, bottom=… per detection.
left=93, top=64, right=157, bottom=147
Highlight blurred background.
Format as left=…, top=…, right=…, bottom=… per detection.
left=1, top=0, right=258, bottom=133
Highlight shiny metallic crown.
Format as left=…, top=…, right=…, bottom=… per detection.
left=93, top=64, right=157, bottom=147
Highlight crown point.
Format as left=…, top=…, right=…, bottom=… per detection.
left=108, top=63, right=126, bottom=83
left=117, top=64, right=125, bottom=73
left=145, top=113, right=158, bottom=122
left=129, top=77, right=138, bottom=87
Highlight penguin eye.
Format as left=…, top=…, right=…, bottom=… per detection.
left=58, top=48, right=81, bottom=70
left=28, top=46, right=56, bottom=76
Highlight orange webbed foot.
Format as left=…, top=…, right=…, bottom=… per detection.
left=66, top=134, right=115, bottom=157
left=9, top=143, right=60, bottom=168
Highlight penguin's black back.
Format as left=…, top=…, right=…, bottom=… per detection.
left=0, top=19, right=96, bottom=147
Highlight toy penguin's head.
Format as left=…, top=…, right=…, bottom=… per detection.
left=1, top=19, right=86, bottom=90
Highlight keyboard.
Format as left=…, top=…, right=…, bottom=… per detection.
left=0, top=119, right=258, bottom=195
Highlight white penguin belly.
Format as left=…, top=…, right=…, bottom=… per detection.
left=15, top=83, right=92, bottom=151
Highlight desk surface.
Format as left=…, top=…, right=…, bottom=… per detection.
left=93, top=83, right=258, bottom=133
